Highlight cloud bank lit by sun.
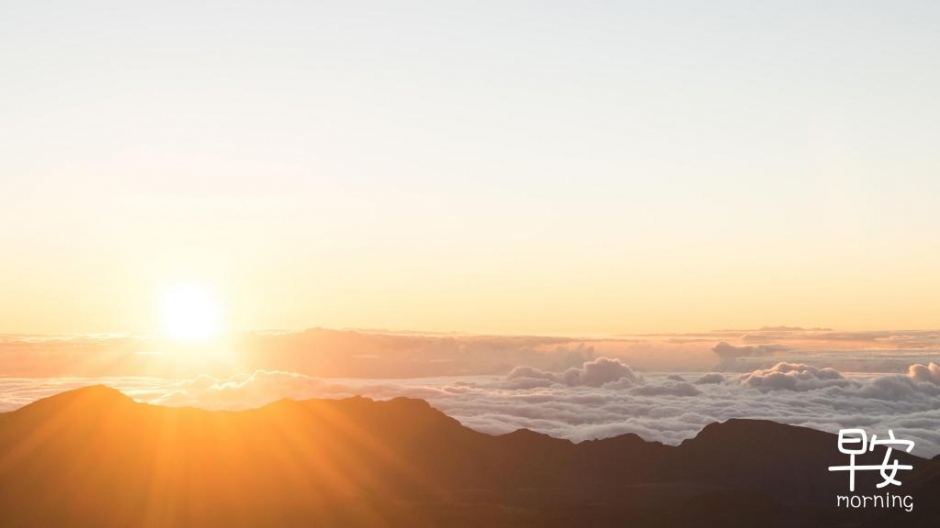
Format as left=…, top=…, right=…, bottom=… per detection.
left=160, top=284, right=222, bottom=341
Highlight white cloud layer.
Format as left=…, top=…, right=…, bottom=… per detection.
left=505, top=357, right=642, bottom=388
left=740, top=362, right=849, bottom=391
left=3, top=359, right=940, bottom=457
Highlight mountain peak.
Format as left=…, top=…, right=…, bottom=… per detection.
left=684, top=417, right=826, bottom=445
left=21, top=384, right=133, bottom=409
left=3, top=384, right=137, bottom=430
left=501, top=427, right=570, bottom=444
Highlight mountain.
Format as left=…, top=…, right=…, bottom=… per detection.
left=866, top=454, right=940, bottom=528
left=0, top=386, right=928, bottom=527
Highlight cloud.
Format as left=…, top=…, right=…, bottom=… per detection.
left=4, top=328, right=940, bottom=379
left=158, top=370, right=332, bottom=407
left=571, top=357, right=642, bottom=386
left=0, top=330, right=720, bottom=377
left=740, top=362, right=849, bottom=392
left=694, top=373, right=726, bottom=385
left=630, top=380, right=701, bottom=397
left=6, top=358, right=940, bottom=458
left=712, top=341, right=791, bottom=369
left=506, top=357, right=642, bottom=388
left=907, top=362, right=940, bottom=384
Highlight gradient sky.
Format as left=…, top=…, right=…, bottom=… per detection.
left=2, top=1, right=939, bottom=336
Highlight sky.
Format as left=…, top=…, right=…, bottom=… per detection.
left=2, top=1, right=940, bottom=336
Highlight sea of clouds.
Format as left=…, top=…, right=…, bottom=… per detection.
left=4, top=357, right=940, bottom=457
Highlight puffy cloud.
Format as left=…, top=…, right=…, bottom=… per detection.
left=740, top=362, right=849, bottom=392
left=503, top=367, right=558, bottom=389
left=694, top=373, right=726, bottom=385
left=907, top=362, right=940, bottom=384
left=571, top=357, right=642, bottom=386
left=506, top=357, right=642, bottom=388
left=854, top=368, right=940, bottom=400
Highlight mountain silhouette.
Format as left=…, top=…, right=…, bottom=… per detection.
left=0, top=386, right=928, bottom=527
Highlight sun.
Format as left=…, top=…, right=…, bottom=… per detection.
left=160, top=284, right=223, bottom=341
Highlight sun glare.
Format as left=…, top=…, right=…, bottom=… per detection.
left=160, top=284, right=222, bottom=341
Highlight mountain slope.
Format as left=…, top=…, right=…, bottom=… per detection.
left=0, top=386, right=928, bottom=527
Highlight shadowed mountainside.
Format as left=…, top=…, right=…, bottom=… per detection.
left=0, top=385, right=932, bottom=527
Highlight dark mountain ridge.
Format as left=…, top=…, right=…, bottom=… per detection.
left=0, top=386, right=933, bottom=527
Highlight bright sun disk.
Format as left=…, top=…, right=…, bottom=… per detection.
left=160, top=284, right=222, bottom=341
